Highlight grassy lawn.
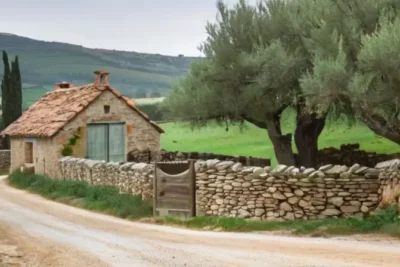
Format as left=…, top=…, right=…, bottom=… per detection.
left=8, top=171, right=400, bottom=238
left=160, top=110, right=400, bottom=166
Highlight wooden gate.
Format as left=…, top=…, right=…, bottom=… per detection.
left=153, top=160, right=196, bottom=218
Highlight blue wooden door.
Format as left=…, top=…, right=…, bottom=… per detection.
left=87, top=123, right=125, bottom=162
left=87, top=124, right=108, bottom=161
left=108, top=123, right=125, bottom=162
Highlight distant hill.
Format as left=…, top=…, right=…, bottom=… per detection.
left=0, top=33, right=199, bottom=97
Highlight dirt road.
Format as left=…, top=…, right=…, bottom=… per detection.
left=0, top=178, right=400, bottom=267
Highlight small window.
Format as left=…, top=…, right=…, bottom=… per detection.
left=25, top=142, right=33, bottom=164
left=104, top=105, right=110, bottom=114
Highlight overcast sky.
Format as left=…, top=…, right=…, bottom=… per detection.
left=1, top=0, right=257, bottom=56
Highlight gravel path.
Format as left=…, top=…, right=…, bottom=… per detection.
left=0, top=177, right=399, bottom=267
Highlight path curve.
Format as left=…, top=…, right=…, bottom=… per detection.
left=0, top=178, right=400, bottom=267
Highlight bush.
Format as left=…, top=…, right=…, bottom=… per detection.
left=8, top=171, right=152, bottom=219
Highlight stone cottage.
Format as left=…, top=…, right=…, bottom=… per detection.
left=1, top=70, right=164, bottom=178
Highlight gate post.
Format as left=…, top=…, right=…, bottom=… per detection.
left=153, top=162, right=157, bottom=217
left=188, top=159, right=196, bottom=217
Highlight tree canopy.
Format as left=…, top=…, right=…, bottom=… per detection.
left=299, top=0, right=400, bottom=144
left=165, top=0, right=400, bottom=167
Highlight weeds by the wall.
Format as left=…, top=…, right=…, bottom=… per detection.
left=154, top=207, right=400, bottom=238
left=8, top=171, right=152, bottom=219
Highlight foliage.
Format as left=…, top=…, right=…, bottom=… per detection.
left=8, top=171, right=153, bottom=219
left=298, top=0, right=400, bottom=145
left=1, top=51, right=22, bottom=148
left=157, top=206, right=400, bottom=237
left=0, top=33, right=197, bottom=96
left=61, top=146, right=73, bottom=157
left=61, top=131, right=80, bottom=156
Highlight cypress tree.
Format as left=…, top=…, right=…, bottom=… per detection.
left=10, top=56, right=22, bottom=124
left=1, top=51, right=11, bottom=148
left=1, top=51, right=22, bottom=149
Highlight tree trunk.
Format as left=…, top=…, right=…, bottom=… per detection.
left=294, top=107, right=326, bottom=168
left=265, top=112, right=296, bottom=166
left=243, top=110, right=296, bottom=166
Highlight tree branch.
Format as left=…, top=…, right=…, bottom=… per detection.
left=242, top=114, right=268, bottom=129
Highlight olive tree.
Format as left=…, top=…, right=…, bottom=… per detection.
left=166, top=0, right=327, bottom=167
left=300, top=0, right=400, bottom=145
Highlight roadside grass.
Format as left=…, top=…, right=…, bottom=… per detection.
left=7, top=171, right=400, bottom=238
left=0, top=169, right=9, bottom=176
left=155, top=207, right=400, bottom=238
left=7, top=171, right=152, bottom=219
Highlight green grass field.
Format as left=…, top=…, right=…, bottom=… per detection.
left=160, top=112, right=400, bottom=166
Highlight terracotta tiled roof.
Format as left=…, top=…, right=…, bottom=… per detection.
left=1, top=84, right=164, bottom=137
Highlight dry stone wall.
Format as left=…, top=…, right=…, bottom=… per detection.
left=159, top=149, right=271, bottom=167
left=195, top=160, right=384, bottom=221
left=59, top=157, right=154, bottom=201
left=378, top=159, right=400, bottom=206
left=316, top=144, right=400, bottom=168
left=58, top=156, right=400, bottom=221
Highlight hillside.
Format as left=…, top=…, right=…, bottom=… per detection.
left=0, top=33, right=198, bottom=97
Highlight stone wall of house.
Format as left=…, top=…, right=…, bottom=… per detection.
left=58, top=157, right=400, bottom=221
left=9, top=138, right=26, bottom=173
left=0, top=150, right=10, bottom=170
left=57, top=90, right=161, bottom=163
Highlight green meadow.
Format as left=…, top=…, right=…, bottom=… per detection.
left=160, top=113, right=400, bottom=166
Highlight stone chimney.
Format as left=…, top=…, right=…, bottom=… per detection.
left=94, top=70, right=110, bottom=88
left=54, top=81, right=74, bottom=90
